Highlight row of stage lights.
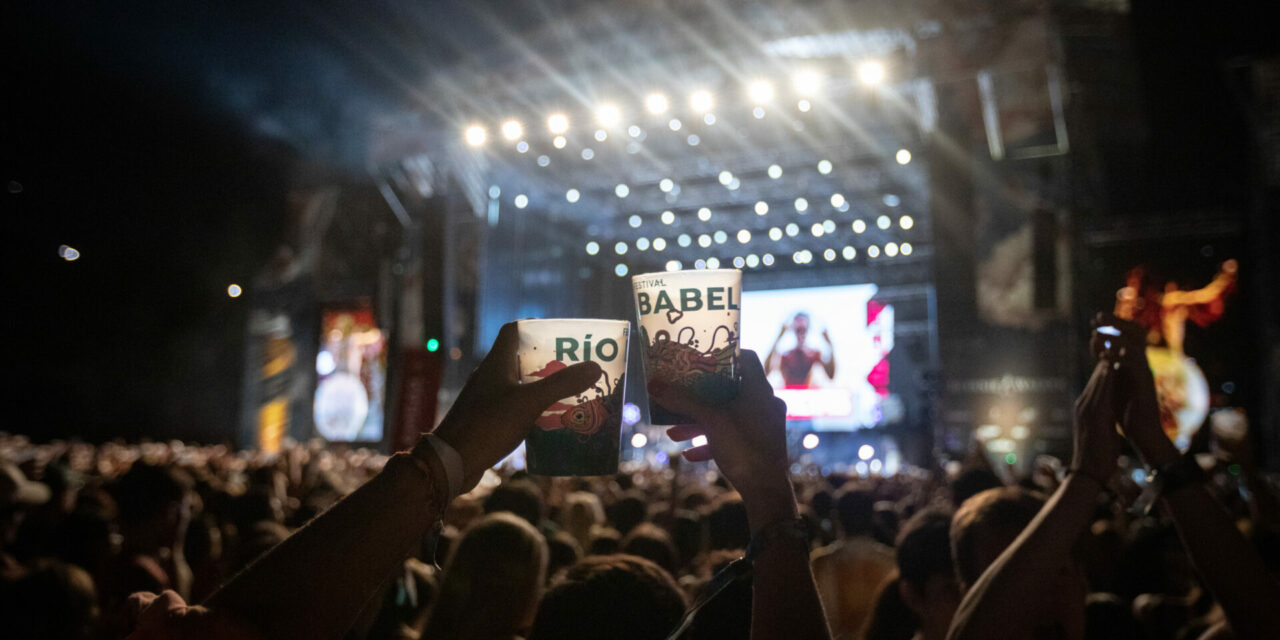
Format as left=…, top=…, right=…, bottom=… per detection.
left=583, top=213, right=915, bottom=256
left=462, top=61, right=890, bottom=147
left=594, top=239, right=916, bottom=278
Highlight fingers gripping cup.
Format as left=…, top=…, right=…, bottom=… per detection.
left=518, top=319, right=630, bottom=476
left=631, top=269, right=742, bottom=424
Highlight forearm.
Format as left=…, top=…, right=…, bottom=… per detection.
left=205, top=454, right=442, bottom=640
left=743, top=483, right=831, bottom=640
left=947, top=475, right=1099, bottom=640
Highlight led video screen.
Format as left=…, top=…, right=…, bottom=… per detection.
left=740, top=284, right=893, bottom=430
left=313, top=305, right=387, bottom=442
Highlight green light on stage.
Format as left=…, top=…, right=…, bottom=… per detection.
left=1005, top=453, right=1017, bottom=465
left=1228, top=463, right=1242, bottom=476
left=426, top=338, right=440, bottom=352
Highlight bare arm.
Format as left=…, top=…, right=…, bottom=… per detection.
left=655, top=350, right=831, bottom=640
left=820, top=330, right=835, bottom=379
left=764, top=325, right=787, bottom=376
left=946, top=360, right=1120, bottom=640
left=1161, top=261, right=1236, bottom=307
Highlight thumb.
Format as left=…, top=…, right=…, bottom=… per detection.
left=519, top=361, right=603, bottom=411
left=648, top=380, right=718, bottom=425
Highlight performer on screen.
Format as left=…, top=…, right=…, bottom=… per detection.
left=765, top=312, right=836, bottom=388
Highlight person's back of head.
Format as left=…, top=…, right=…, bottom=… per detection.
left=950, top=487, right=1044, bottom=590
left=530, top=554, right=687, bottom=640
left=423, top=512, right=548, bottom=640
left=0, top=559, right=97, bottom=640
left=546, top=531, right=583, bottom=580
left=611, top=491, right=648, bottom=536
left=835, top=487, right=876, bottom=538
left=622, top=522, right=680, bottom=576
left=707, top=495, right=749, bottom=551
left=895, top=508, right=959, bottom=640
left=560, top=491, right=604, bottom=549
left=114, top=462, right=191, bottom=528
left=860, top=576, right=919, bottom=640
left=484, top=479, right=545, bottom=527
left=587, top=527, right=622, bottom=556
left=949, top=468, right=1003, bottom=508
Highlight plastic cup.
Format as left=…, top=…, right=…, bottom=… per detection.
left=517, top=319, right=630, bottom=476
left=631, top=269, right=742, bottom=424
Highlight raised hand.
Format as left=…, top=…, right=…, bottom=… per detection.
left=430, top=322, right=601, bottom=492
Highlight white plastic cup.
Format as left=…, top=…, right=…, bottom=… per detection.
left=517, top=319, right=630, bottom=475
left=631, top=269, right=742, bottom=424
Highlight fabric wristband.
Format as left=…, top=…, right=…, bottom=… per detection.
left=420, top=433, right=465, bottom=500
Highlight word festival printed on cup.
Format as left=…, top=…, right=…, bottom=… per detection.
left=632, top=269, right=742, bottom=424
left=517, top=319, right=630, bottom=476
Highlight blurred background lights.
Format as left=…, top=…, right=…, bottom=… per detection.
left=817, top=159, right=833, bottom=174
left=631, top=432, right=648, bottom=448
left=225, top=283, right=244, bottom=298
left=822, top=219, right=836, bottom=233
left=877, top=215, right=891, bottom=229
left=678, top=234, right=692, bottom=247
left=733, top=256, right=745, bottom=268
left=614, top=241, right=628, bottom=255
left=797, top=99, right=811, bottom=112
left=666, top=260, right=682, bottom=271
left=516, top=141, right=530, bottom=153
left=659, top=178, right=674, bottom=192
left=883, top=194, right=901, bottom=207
left=899, top=215, right=914, bottom=229
left=628, top=125, right=643, bottom=137
left=842, top=246, right=856, bottom=260
left=653, top=238, right=667, bottom=251
left=746, top=254, right=760, bottom=267
left=694, top=259, right=707, bottom=269
left=737, top=229, right=751, bottom=243
left=895, top=148, right=912, bottom=164
left=697, top=234, right=712, bottom=248
left=316, top=351, right=336, bottom=376
left=645, top=92, right=669, bottom=114
left=718, top=170, right=733, bottom=185
left=802, top=433, right=820, bottom=449
left=513, top=194, right=529, bottom=209
left=553, top=135, right=567, bottom=149
left=713, top=230, right=727, bottom=244
left=794, top=197, right=809, bottom=212
left=547, top=113, right=569, bottom=134
left=823, top=248, right=836, bottom=261
left=689, top=90, right=714, bottom=113
left=870, top=459, right=883, bottom=474
left=811, top=223, right=824, bottom=237
left=762, top=253, right=775, bottom=266
left=885, top=242, right=899, bottom=257
left=464, top=125, right=486, bottom=146
left=793, top=69, right=822, bottom=95
left=635, top=237, right=650, bottom=251
left=754, top=201, right=769, bottom=215
left=686, top=134, right=701, bottom=146
left=58, top=245, right=80, bottom=261
left=752, top=107, right=766, bottom=119
left=853, top=219, right=867, bottom=233
left=697, top=207, right=712, bottom=221
left=785, top=223, right=800, bottom=236
left=580, top=149, right=594, bottom=162
left=596, top=103, right=621, bottom=126
left=628, top=215, right=642, bottom=228
left=748, top=79, right=775, bottom=103
left=858, top=444, right=875, bottom=460
left=767, top=164, right=783, bottom=179
left=594, top=129, right=608, bottom=142
left=668, top=118, right=682, bottom=131
left=900, top=242, right=913, bottom=255
left=566, top=188, right=580, bottom=203
left=703, top=113, right=716, bottom=125
left=707, top=257, right=721, bottom=269
left=768, top=227, right=783, bottom=241
left=857, top=60, right=886, bottom=85
left=829, top=193, right=845, bottom=208
left=585, top=241, right=600, bottom=255
left=501, top=120, right=523, bottom=141
left=692, top=435, right=708, bottom=448
left=868, top=245, right=881, bottom=258
left=615, top=184, right=630, bottom=198
left=614, top=264, right=628, bottom=277
left=661, top=210, right=675, bottom=225
left=622, top=403, right=641, bottom=426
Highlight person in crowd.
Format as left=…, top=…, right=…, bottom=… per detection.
left=559, top=491, right=605, bottom=552
left=811, top=487, right=896, bottom=638
left=528, top=554, right=686, bottom=640
left=894, top=509, right=959, bottom=640
left=105, top=462, right=194, bottom=605
left=420, top=512, right=548, bottom=640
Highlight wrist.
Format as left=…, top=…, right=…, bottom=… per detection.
left=738, top=480, right=798, bottom=534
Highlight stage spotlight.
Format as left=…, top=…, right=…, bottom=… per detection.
left=868, top=245, right=880, bottom=258
left=793, top=69, right=822, bottom=95
left=689, top=90, right=714, bottom=113
left=717, top=171, right=733, bottom=186
left=853, top=219, right=866, bottom=233
left=489, top=186, right=502, bottom=199
left=732, top=256, right=745, bottom=268
left=596, top=103, right=621, bottom=127
left=768, top=227, right=783, bottom=241
left=746, top=254, right=760, bottom=268
left=768, top=164, right=783, bottom=179
left=899, top=215, right=914, bottom=229
left=653, top=237, right=667, bottom=251
left=464, top=125, right=487, bottom=147
left=668, top=118, right=682, bottom=131
left=547, top=113, right=569, bottom=134
left=703, top=113, right=716, bottom=125
left=694, top=259, right=707, bottom=270
left=678, top=234, right=692, bottom=247
left=537, top=155, right=550, bottom=167
left=566, top=188, right=580, bottom=203
left=636, top=238, right=650, bottom=251
left=785, top=223, right=800, bottom=237
left=615, top=264, right=629, bottom=277
left=698, top=234, right=712, bottom=248
left=794, top=197, right=809, bottom=212
left=581, top=148, right=594, bottom=160
left=227, top=284, right=242, bottom=298
left=615, top=184, right=630, bottom=198
left=631, top=432, right=648, bottom=448
left=842, top=246, right=856, bottom=260
left=797, top=99, right=811, bottom=112
left=896, top=148, right=912, bottom=165
left=754, top=201, right=769, bottom=216
left=753, top=107, right=766, bottom=119
left=762, top=253, right=775, bottom=266
left=646, top=92, right=669, bottom=114
left=615, top=241, right=628, bottom=255
left=713, top=230, right=727, bottom=244
left=817, top=159, right=833, bottom=175
left=822, top=219, right=836, bottom=233
left=594, top=129, right=609, bottom=143
left=707, top=257, right=721, bottom=269
left=748, top=79, right=775, bottom=104
left=659, top=178, right=674, bottom=192
left=870, top=459, right=883, bottom=474
left=829, top=193, right=845, bottom=208
left=661, top=210, right=675, bottom=225
left=666, top=260, right=682, bottom=271
left=858, top=444, right=875, bottom=460
left=883, top=194, right=901, bottom=207
left=59, top=245, right=80, bottom=261
left=516, top=141, right=529, bottom=153
left=900, top=242, right=912, bottom=255
left=501, top=120, right=523, bottom=141
left=628, top=125, right=643, bottom=137
left=514, top=194, right=529, bottom=209
left=885, top=242, right=899, bottom=257
left=811, top=223, right=824, bottom=237
left=727, top=178, right=740, bottom=191
left=629, top=215, right=642, bottom=228
left=792, top=251, right=804, bottom=265
left=686, top=134, right=700, bottom=146
left=553, top=136, right=567, bottom=149
left=586, top=241, right=600, bottom=255
left=698, top=207, right=712, bottom=221
left=802, top=433, right=820, bottom=450
left=877, top=215, right=891, bottom=229
left=824, top=248, right=836, bottom=261
left=857, top=60, right=886, bottom=85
